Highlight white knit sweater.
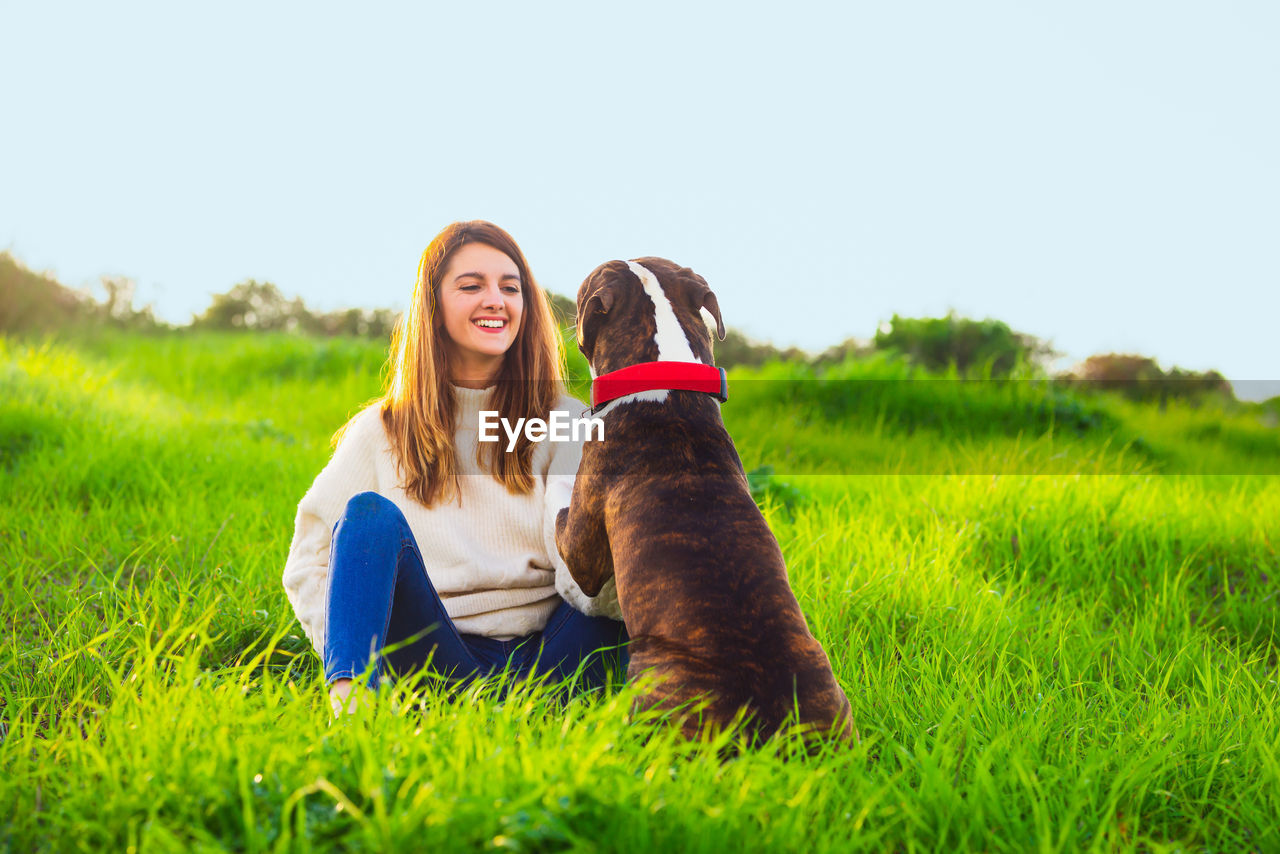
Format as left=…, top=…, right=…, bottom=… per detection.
left=282, top=385, right=621, bottom=658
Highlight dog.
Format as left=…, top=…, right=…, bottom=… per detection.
left=555, top=257, right=854, bottom=744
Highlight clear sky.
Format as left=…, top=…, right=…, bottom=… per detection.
left=3, top=2, right=1277, bottom=399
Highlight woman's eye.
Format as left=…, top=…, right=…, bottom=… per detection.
left=460, top=284, right=480, bottom=291
left=502, top=286, right=520, bottom=294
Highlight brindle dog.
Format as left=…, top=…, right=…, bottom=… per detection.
left=555, top=257, right=854, bottom=743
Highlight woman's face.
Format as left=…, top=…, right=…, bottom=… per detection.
left=437, top=242, right=524, bottom=383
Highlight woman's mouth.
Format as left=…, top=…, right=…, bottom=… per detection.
left=473, top=318, right=506, bottom=331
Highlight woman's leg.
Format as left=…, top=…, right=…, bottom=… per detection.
left=323, top=492, right=488, bottom=690
left=526, top=598, right=629, bottom=691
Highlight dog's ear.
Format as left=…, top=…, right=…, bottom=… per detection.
left=680, top=269, right=726, bottom=341
left=700, top=289, right=726, bottom=341
left=579, top=287, right=614, bottom=360
left=577, top=261, right=625, bottom=361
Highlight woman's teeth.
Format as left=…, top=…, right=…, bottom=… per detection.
left=474, top=319, right=504, bottom=328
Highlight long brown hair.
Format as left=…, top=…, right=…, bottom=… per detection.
left=337, top=221, right=565, bottom=505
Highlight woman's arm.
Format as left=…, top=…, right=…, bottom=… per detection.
left=281, top=407, right=381, bottom=658
left=542, top=397, right=622, bottom=619
left=282, top=506, right=333, bottom=657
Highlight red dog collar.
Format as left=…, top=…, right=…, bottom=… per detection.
left=591, top=361, right=728, bottom=409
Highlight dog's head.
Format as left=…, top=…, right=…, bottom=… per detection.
left=575, top=257, right=726, bottom=374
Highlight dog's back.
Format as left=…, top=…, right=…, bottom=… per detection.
left=600, top=390, right=853, bottom=742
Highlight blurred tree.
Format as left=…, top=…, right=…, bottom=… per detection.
left=300, top=306, right=398, bottom=339
left=713, top=328, right=810, bottom=369
left=873, top=312, right=1054, bottom=377
left=193, top=279, right=401, bottom=340
left=97, top=276, right=159, bottom=328
left=99, top=276, right=136, bottom=321
left=1061, top=354, right=1234, bottom=406
left=812, top=336, right=876, bottom=369
left=0, top=252, right=92, bottom=331
left=194, top=280, right=292, bottom=330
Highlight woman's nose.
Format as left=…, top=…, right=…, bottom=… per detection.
left=481, top=283, right=504, bottom=308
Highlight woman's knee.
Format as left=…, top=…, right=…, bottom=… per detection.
left=340, top=492, right=406, bottom=532
left=344, top=490, right=397, bottom=518
left=333, top=492, right=410, bottom=556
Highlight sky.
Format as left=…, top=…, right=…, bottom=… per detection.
left=3, top=2, right=1277, bottom=399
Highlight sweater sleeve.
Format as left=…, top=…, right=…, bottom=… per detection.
left=542, top=396, right=622, bottom=620
left=281, top=408, right=382, bottom=658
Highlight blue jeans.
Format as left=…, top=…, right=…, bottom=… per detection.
left=323, top=492, right=628, bottom=694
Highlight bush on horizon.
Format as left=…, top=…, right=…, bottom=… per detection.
left=1059, top=353, right=1235, bottom=407
left=871, top=311, right=1055, bottom=379
left=0, top=252, right=164, bottom=334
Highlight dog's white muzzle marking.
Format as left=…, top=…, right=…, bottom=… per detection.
left=627, top=261, right=698, bottom=363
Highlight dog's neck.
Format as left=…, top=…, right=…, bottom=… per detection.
left=590, top=360, right=727, bottom=411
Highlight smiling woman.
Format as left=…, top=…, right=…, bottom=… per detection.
left=279, top=220, right=625, bottom=717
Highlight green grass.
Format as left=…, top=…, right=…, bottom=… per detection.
left=2, top=330, right=1278, bottom=852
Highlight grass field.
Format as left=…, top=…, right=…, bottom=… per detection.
left=2, top=329, right=1278, bottom=852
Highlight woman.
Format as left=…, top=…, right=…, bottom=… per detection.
left=281, top=221, right=624, bottom=717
